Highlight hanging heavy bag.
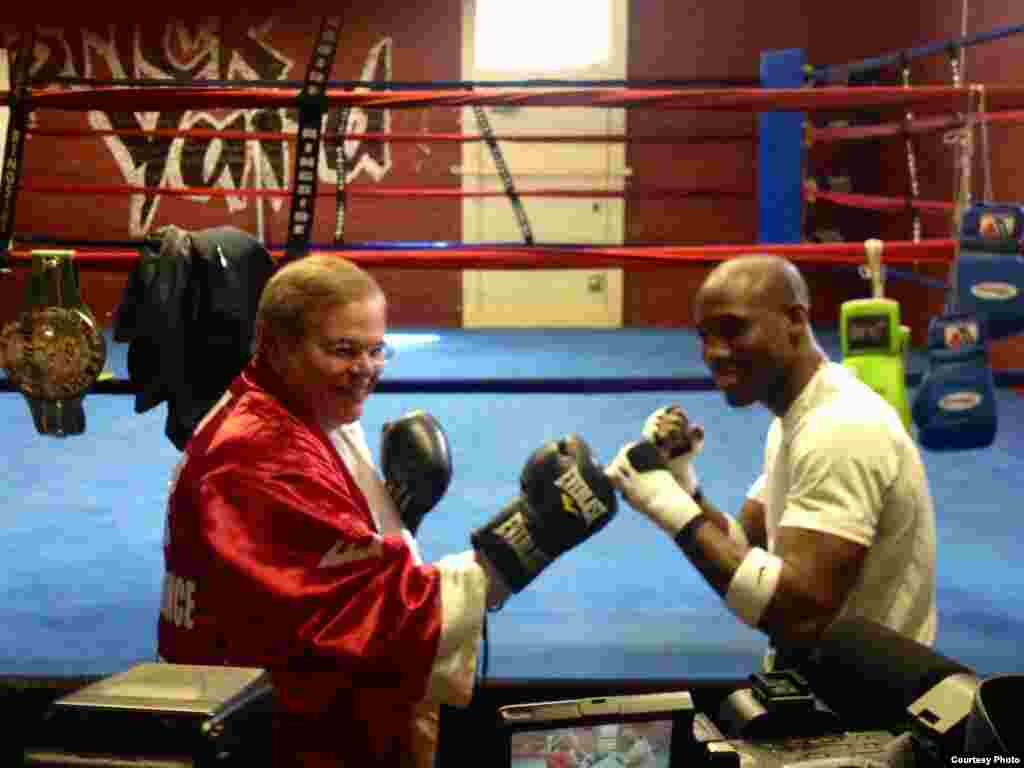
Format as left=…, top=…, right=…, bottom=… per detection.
left=912, top=311, right=997, bottom=451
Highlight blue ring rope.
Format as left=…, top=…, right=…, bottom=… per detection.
left=810, top=23, right=1024, bottom=82
left=7, top=372, right=1024, bottom=396
left=826, top=262, right=948, bottom=291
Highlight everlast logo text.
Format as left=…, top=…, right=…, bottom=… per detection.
left=554, top=465, right=608, bottom=525
left=495, top=509, right=553, bottom=575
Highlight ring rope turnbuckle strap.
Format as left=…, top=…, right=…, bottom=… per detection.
left=899, top=54, right=923, bottom=243
left=0, top=30, right=35, bottom=267
left=285, top=16, right=343, bottom=263
left=471, top=104, right=535, bottom=245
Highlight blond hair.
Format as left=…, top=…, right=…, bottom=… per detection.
left=255, top=253, right=382, bottom=352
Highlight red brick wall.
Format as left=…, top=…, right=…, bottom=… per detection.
left=1, top=12, right=464, bottom=327
left=3, top=4, right=1021, bottom=351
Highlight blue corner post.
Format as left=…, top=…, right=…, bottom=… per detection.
left=759, top=48, right=807, bottom=244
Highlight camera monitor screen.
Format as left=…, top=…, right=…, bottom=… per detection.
left=500, top=692, right=695, bottom=768
left=510, top=719, right=674, bottom=768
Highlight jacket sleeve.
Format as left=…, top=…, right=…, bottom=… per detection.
left=328, top=420, right=486, bottom=706
left=426, top=549, right=488, bottom=706
left=190, top=453, right=446, bottom=708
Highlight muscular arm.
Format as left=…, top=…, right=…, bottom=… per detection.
left=763, top=526, right=867, bottom=644
left=682, top=413, right=877, bottom=645
left=615, top=406, right=878, bottom=646
left=677, top=496, right=866, bottom=646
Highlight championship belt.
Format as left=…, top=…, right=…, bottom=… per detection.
left=0, top=250, right=107, bottom=436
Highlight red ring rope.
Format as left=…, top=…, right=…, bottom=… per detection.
left=26, top=127, right=755, bottom=145
left=16, top=183, right=751, bottom=201
left=808, top=109, right=1024, bottom=144
left=3, top=82, right=999, bottom=276
left=807, top=189, right=955, bottom=215
left=11, top=84, right=1024, bottom=113
left=3, top=240, right=956, bottom=272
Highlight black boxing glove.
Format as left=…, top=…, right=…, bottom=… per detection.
left=471, top=434, right=617, bottom=594
left=381, top=410, right=453, bottom=535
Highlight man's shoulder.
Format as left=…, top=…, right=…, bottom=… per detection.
left=810, top=364, right=903, bottom=427
left=794, top=375, right=907, bottom=458
left=198, top=393, right=335, bottom=472
left=799, top=400, right=901, bottom=449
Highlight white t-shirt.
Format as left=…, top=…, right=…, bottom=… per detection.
left=751, top=362, right=937, bottom=647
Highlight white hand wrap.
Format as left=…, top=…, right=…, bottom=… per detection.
left=606, top=442, right=702, bottom=538
left=642, top=407, right=703, bottom=495
left=725, top=547, right=783, bottom=628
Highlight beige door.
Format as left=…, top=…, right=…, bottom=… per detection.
left=459, top=0, right=627, bottom=327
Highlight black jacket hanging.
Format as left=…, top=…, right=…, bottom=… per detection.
left=113, top=225, right=275, bottom=450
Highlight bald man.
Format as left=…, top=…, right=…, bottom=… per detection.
left=607, top=255, right=937, bottom=666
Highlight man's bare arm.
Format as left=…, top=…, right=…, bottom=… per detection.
left=676, top=511, right=866, bottom=645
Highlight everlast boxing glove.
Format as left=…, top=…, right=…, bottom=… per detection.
left=471, top=434, right=617, bottom=594
left=380, top=410, right=453, bottom=535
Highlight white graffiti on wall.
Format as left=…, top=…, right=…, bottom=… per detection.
left=4, top=19, right=392, bottom=239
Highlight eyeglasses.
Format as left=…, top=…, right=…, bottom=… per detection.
left=324, top=338, right=396, bottom=366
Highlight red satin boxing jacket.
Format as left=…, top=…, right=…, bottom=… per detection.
left=158, top=359, right=445, bottom=766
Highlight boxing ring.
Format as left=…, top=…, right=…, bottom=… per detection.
left=3, top=20, right=1024, bottom=693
